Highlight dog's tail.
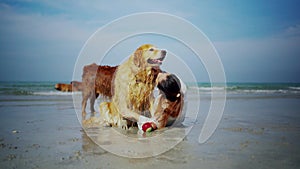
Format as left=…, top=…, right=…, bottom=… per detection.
left=55, top=81, right=82, bottom=92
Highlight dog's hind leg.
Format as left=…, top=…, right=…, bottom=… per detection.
left=81, top=93, right=89, bottom=118
left=90, top=92, right=97, bottom=115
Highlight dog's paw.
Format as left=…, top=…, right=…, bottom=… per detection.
left=103, top=122, right=112, bottom=127
left=121, top=124, right=128, bottom=130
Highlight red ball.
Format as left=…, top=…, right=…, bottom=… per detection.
left=142, top=122, right=153, bottom=132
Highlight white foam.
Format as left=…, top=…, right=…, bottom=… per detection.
left=289, top=87, right=300, bottom=90
left=33, top=91, right=81, bottom=96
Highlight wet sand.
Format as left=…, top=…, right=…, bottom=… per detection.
left=0, top=93, right=300, bottom=169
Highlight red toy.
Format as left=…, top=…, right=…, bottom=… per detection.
left=142, top=122, right=157, bottom=132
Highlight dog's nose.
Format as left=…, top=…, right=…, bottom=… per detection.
left=161, top=50, right=167, bottom=56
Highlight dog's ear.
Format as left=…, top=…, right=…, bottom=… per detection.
left=134, top=49, right=143, bottom=67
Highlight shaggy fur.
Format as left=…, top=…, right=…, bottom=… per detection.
left=100, top=67, right=161, bottom=128
left=111, top=44, right=166, bottom=125
left=99, top=101, right=128, bottom=128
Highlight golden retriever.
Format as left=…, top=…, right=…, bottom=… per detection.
left=101, top=44, right=166, bottom=128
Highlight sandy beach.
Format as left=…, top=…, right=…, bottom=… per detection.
left=0, top=82, right=300, bottom=169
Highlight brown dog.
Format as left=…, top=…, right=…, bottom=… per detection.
left=55, top=83, right=72, bottom=92
left=55, top=81, right=82, bottom=92
left=81, top=63, right=117, bottom=116
left=55, top=63, right=117, bottom=116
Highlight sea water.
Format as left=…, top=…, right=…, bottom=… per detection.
left=1, top=81, right=300, bottom=97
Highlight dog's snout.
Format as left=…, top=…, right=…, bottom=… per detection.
left=55, top=84, right=59, bottom=89
left=161, top=50, right=167, bottom=56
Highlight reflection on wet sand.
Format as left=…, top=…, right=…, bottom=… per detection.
left=81, top=114, right=192, bottom=158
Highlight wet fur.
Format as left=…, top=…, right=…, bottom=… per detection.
left=111, top=44, right=164, bottom=125
left=55, top=63, right=117, bottom=116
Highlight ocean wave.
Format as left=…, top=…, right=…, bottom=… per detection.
left=289, top=87, right=300, bottom=90
left=0, top=89, right=33, bottom=96
left=195, top=86, right=226, bottom=91
left=0, top=81, right=79, bottom=96
left=0, top=90, right=79, bottom=96
left=233, top=89, right=290, bottom=94
left=188, top=84, right=300, bottom=94
left=1, top=82, right=300, bottom=96
left=33, top=91, right=75, bottom=96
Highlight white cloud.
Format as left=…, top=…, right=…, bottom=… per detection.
left=0, top=2, right=94, bottom=43
left=0, top=1, right=194, bottom=44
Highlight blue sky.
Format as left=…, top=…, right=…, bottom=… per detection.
left=0, top=0, right=300, bottom=82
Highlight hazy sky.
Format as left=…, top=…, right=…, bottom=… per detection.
left=0, top=0, right=300, bottom=82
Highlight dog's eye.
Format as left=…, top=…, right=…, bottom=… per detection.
left=149, top=48, right=154, bottom=51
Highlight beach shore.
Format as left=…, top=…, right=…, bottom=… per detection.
left=0, top=89, right=299, bottom=168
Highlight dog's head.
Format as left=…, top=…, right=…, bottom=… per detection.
left=133, top=44, right=166, bottom=68
left=55, top=83, right=72, bottom=92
